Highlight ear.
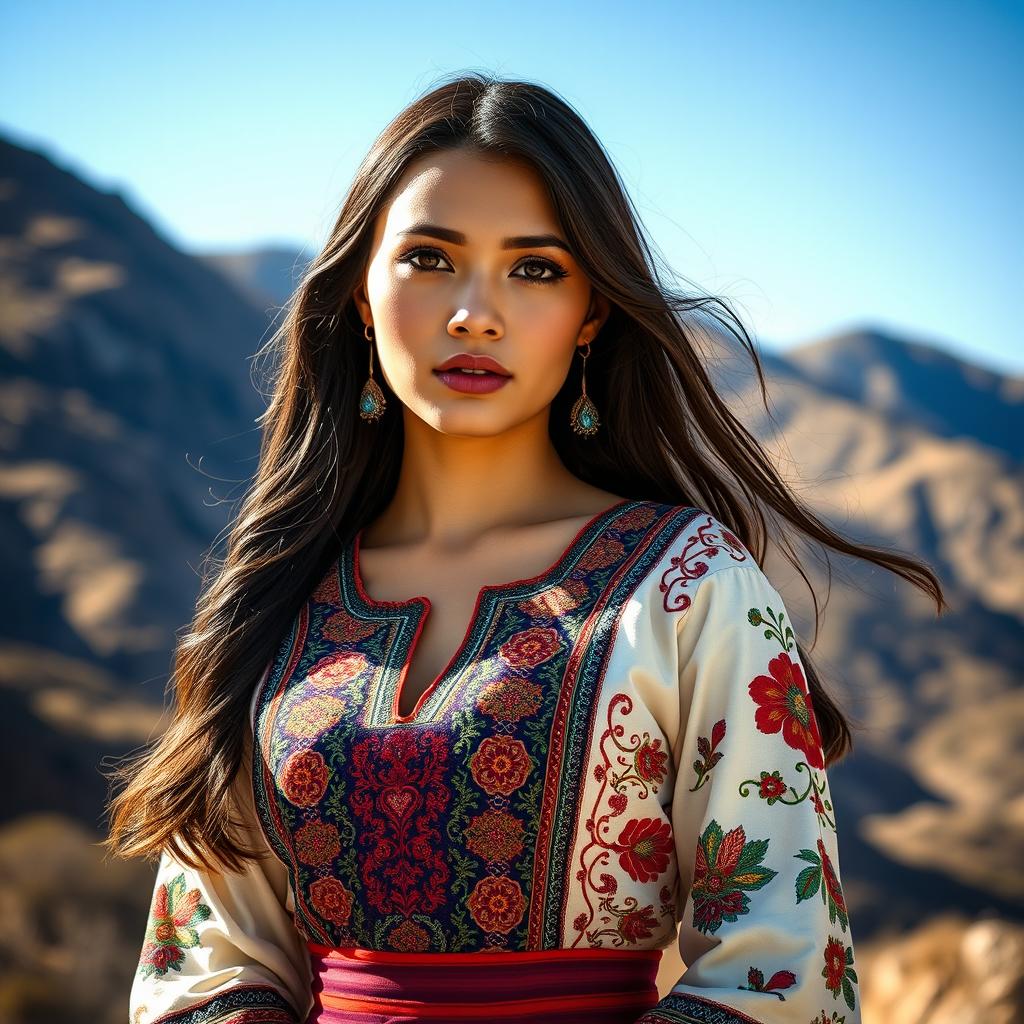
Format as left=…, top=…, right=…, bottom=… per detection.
left=352, top=276, right=372, bottom=329
left=578, top=291, right=611, bottom=346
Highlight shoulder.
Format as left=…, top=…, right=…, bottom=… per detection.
left=631, top=503, right=768, bottom=617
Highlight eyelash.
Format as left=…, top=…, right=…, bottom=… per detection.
left=396, top=245, right=569, bottom=285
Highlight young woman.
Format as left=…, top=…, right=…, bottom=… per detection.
left=108, top=72, right=945, bottom=1024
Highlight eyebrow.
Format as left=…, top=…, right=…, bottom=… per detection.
left=398, top=222, right=572, bottom=254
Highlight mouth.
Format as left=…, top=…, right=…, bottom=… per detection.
left=432, top=367, right=512, bottom=394
left=432, top=367, right=510, bottom=378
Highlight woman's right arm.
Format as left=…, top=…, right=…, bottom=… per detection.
left=128, top=720, right=312, bottom=1024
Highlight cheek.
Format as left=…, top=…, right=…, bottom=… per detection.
left=514, top=295, right=581, bottom=340
left=511, top=294, right=584, bottom=368
left=366, top=266, right=435, bottom=348
left=390, top=292, right=436, bottom=347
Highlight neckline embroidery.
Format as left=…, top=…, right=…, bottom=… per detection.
left=346, top=497, right=635, bottom=724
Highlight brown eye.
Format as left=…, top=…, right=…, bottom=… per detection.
left=512, top=258, right=569, bottom=284
left=398, top=246, right=453, bottom=273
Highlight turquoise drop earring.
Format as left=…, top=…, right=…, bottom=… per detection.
left=569, top=341, right=600, bottom=436
left=358, top=324, right=387, bottom=422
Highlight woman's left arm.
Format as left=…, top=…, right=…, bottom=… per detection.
left=638, top=560, right=861, bottom=1024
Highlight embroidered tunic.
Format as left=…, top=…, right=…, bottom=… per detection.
left=129, top=499, right=861, bottom=1023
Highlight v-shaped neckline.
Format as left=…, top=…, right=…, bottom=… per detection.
left=347, top=497, right=635, bottom=724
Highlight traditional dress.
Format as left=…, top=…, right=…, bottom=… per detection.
left=129, top=499, right=861, bottom=1024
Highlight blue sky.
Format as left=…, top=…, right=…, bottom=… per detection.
left=3, top=1, right=1021, bottom=374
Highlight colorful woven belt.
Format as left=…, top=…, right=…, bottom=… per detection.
left=305, top=943, right=663, bottom=1023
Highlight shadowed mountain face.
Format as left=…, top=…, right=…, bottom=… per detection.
left=0, top=135, right=275, bottom=845
left=2, top=137, right=1021, bottom=1022
left=0, top=137, right=269, bottom=691
left=782, top=327, right=1024, bottom=463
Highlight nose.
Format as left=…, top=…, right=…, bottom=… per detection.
left=447, top=282, right=505, bottom=340
left=447, top=312, right=503, bottom=339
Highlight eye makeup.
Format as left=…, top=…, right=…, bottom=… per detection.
left=395, top=245, right=570, bottom=285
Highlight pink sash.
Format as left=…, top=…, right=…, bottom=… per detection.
left=305, top=942, right=663, bottom=1024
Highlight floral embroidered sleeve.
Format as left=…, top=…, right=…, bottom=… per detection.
left=128, top=756, right=313, bottom=1024
left=637, top=560, right=861, bottom=1024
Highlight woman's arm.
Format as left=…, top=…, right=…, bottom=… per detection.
left=128, top=746, right=312, bottom=1024
left=639, top=559, right=860, bottom=1023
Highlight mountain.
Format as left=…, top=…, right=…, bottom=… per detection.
left=198, top=243, right=312, bottom=310
left=782, top=327, right=1024, bottom=463
left=0, top=134, right=273, bottom=830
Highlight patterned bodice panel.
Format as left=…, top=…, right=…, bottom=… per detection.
left=251, top=499, right=711, bottom=952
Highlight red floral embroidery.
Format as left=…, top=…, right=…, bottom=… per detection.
left=137, top=872, right=212, bottom=978
left=465, top=808, right=526, bottom=862
left=748, top=652, right=825, bottom=770
left=692, top=819, right=777, bottom=934
left=795, top=838, right=849, bottom=932
left=822, top=937, right=845, bottom=990
left=575, top=535, right=626, bottom=572
left=689, top=718, right=726, bottom=791
left=822, top=935, right=858, bottom=1011
left=619, top=905, right=660, bottom=943
left=660, top=515, right=749, bottom=612
left=322, top=609, right=375, bottom=643
left=498, top=626, right=561, bottom=669
left=573, top=694, right=677, bottom=946
left=635, top=738, right=669, bottom=785
left=294, top=819, right=341, bottom=866
left=475, top=675, right=543, bottom=723
left=739, top=763, right=836, bottom=829
left=307, top=650, right=369, bottom=688
left=757, top=770, right=788, bottom=803
left=738, top=966, right=797, bottom=999
left=311, top=567, right=341, bottom=604
left=468, top=876, right=526, bottom=934
left=281, top=749, right=329, bottom=806
left=388, top=919, right=431, bottom=952
left=614, top=817, right=673, bottom=883
left=349, top=730, right=451, bottom=918
left=469, top=735, right=532, bottom=795
left=309, top=876, right=355, bottom=926
left=820, top=840, right=846, bottom=911
left=283, top=694, right=345, bottom=739
left=515, top=579, right=588, bottom=619
left=614, top=505, right=659, bottom=532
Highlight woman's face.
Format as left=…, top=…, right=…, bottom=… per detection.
left=354, top=148, right=609, bottom=437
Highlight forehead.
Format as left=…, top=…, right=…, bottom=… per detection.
left=372, top=149, right=560, bottom=244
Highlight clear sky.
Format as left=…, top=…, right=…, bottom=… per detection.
left=2, top=1, right=1021, bottom=374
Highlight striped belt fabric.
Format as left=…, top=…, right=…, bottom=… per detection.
left=304, top=942, right=663, bottom=1024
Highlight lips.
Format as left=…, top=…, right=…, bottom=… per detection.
left=433, top=366, right=512, bottom=395
left=433, top=367, right=505, bottom=377
left=434, top=353, right=512, bottom=377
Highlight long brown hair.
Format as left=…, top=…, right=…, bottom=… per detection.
left=103, top=71, right=948, bottom=873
